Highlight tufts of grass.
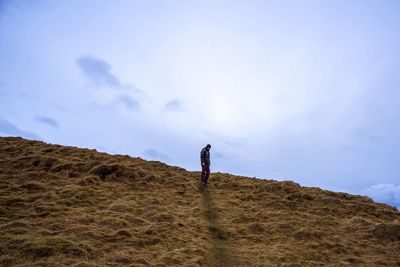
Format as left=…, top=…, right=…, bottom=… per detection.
left=1, top=137, right=400, bottom=266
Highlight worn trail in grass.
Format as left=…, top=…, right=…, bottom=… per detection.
left=200, top=183, right=241, bottom=267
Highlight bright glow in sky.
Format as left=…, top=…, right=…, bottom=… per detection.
left=1, top=0, right=400, bottom=208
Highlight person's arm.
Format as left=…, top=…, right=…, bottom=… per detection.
left=200, top=149, right=206, bottom=165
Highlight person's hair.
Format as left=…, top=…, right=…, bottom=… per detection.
left=206, top=144, right=211, bottom=148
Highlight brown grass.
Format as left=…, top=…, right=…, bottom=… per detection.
left=0, top=137, right=399, bottom=266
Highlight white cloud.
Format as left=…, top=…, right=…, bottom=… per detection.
left=363, top=184, right=400, bottom=210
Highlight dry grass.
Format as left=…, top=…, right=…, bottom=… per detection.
left=207, top=174, right=400, bottom=266
left=0, top=137, right=399, bottom=266
left=0, top=137, right=206, bottom=266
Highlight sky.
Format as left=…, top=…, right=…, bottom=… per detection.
left=1, top=0, right=399, bottom=209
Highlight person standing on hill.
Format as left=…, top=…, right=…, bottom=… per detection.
left=200, top=144, right=211, bottom=185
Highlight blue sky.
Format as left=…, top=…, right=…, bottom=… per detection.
left=1, top=0, right=399, bottom=209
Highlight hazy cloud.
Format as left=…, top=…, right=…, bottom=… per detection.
left=213, top=135, right=248, bottom=147
left=213, top=151, right=229, bottom=160
left=142, top=148, right=169, bottom=161
left=273, top=93, right=290, bottom=103
left=165, top=99, right=184, bottom=111
left=0, top=118, right=40, bottom=140
left=76, top=55, right=121, bottom=87
left=76, top=55, right=145, bottom=110
left=363, top=183, right=400, bottom=210
left=0, top=82, right=30, bottom=98
left=117, top=95, right=140, bottom=111
left=35, top=116, right=59, bottom=129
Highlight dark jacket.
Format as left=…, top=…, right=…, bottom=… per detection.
left=200, top=147, right=210, bottom=165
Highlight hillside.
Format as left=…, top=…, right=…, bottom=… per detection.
left=0, top=137, right=399, bottom=266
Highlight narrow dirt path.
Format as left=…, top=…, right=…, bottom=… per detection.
left=199, top=184, right=238, bottom=267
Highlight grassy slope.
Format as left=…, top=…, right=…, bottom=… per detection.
left=0, top=137, right=206, bottom=266
left=0, top=137, right=399, bottom=266
left=209, top=174, right=400, bottom=266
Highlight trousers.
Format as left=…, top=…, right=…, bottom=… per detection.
left=201, top=164, right=210, bottom=183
